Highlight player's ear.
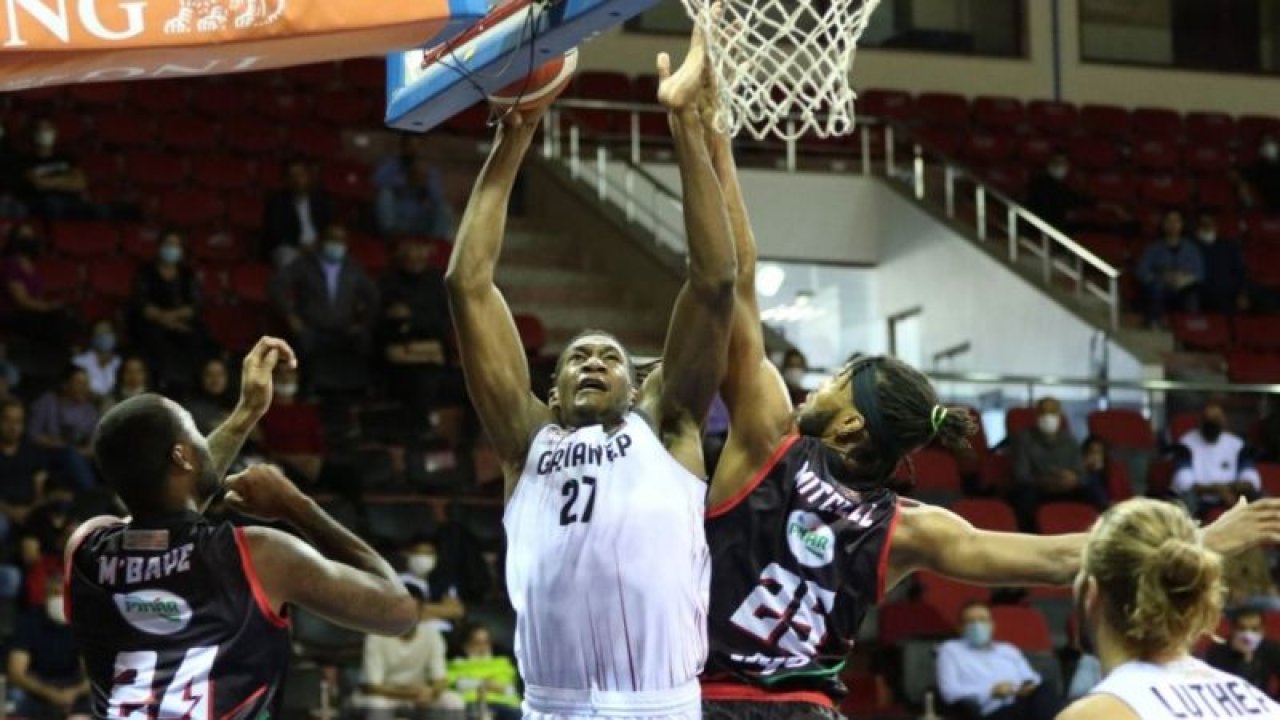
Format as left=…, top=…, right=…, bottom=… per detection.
left=171, top=444, right=194, bottom=473
left=832, top=411, right=865, bottom=445
left=547, top=387, right=560, bottom=411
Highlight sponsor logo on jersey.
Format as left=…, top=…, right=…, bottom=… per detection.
left=730, top=652, right=812, bottom=676
left=786, top=511, right=836, bottom=567
left=113, top=590, right=192, bottom=635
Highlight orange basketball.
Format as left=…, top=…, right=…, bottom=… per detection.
left=488, top=48, right=578, bottom=111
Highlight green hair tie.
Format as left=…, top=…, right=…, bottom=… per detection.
left=930, top=405, right=948, bottom=435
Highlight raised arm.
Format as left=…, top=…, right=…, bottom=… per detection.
left=444, top=116, right=551, bottom=491
left=638, top=35, right=737, bottom=447
left=205, top=336, right=297, bottom=479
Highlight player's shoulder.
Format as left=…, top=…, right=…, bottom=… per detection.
left=1056, top=693, right=1137, bottom=720
left=64, top=514, right=126, bottom=562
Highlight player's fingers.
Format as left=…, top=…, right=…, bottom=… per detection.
left=259, top=336, right=298, bottom=368
left=223, top=490, right=246, bottom=509
left=656, top=52, right=671, bottom=81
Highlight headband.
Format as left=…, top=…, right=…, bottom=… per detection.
left=852, top=360, right=900, bottom=460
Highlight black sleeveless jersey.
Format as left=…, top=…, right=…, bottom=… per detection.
left=703, top=435, right=899, bottom=699
left=66, top=512, right=292, bottom=720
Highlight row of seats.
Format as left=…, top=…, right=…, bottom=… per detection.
left=1173, top=313, right=1280, bottom=353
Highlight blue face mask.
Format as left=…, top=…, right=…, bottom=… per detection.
left=322, top=243, right=346, bottom=262
left=92, top=332, right=116, bottom=353
left=159, top=245, right=183, bottom=264
left=964, top=621, right=993, bottom=648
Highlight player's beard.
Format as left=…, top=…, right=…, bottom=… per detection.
left=795, top=405, right=837, bottom=439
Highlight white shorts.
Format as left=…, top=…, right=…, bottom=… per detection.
left=522, top=681, right=701, bottom=720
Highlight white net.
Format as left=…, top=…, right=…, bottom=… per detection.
left=682, top=0, right=881, bottom=141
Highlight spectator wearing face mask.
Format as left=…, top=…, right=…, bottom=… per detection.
left=1172, top=401, right=1260, bottom=517
left=7, top=575, right=91, bottom=720
left=15, top=117, right=99, bottom=221
left=1011, top=397, right=1106, bottom=532
left=937, top=601, right=1061, bottom=720
left=2, top=223, right=78, bottom=348
left=1242, top=134, right=1280, bottom=212
left=780, top=349, right=808, bottom=405
left=71, top=320, right=122, bottom=398
left=400, top=536, right=465, bottom=625
left=1137, top=209, right=1203, bottom=329
left=129, top=230, right=207, bottom=393
left=1205, top=608, right=1280, bottom=696
left=1026, top=152, right=1094, bottom=233
left=1194, top=211, right=1249, bottom=314
left=447, top=624, right=521, bottom=720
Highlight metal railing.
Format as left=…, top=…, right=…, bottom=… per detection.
left=540, top=98, right=1123, bottom=330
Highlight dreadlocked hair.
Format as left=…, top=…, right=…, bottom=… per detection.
left=846, top=355, right=977, bottom=487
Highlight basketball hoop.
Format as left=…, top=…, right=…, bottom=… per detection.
left=683, top=0, right=881, bottom=141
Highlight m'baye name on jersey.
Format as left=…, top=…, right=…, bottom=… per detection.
left=98, top=544, right=195, bottom=586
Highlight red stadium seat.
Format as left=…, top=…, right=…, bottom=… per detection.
left=1226, top=350, right=1280, bottom=384
left=1196, top=175, right=1238, bottom=211
left=124, top=152, right=187, bottom=189
left=191, top=156, right=256, bottom=192
left=50, top=113, right=88, bottom=150
left=314, top=90, right=381, bottom=127
left=1133, top=139, right=1181, bottom=172
left=972, top=96, right=1025, bottom=130
left=963, top=133, right=1014, bottom=167
left=514, top=313, right=548, bottom=355
left=1018, top=136, right=1056, bottom=167
left=1185, top=112, right=1236, bottom=146
left=1106, top=460, right=1134, bottom=502
left=1169, top=314, right=1231, bottom=352
left=257, top=91, right=313, bottom=122
left=348, top=235, right=389, bottom=275
left=96, top=112, right=156, bottom=149
left=1080, top=104, right=1131, bottom=140
left=204, top=304, right=263, bottom=353
left=918, top=573, right=987, bottom=626
left=424, top=238, right=453, bottom=271
left=230, top=264, right=273, bottom=306
left=224, top=118, right=281, bottom=156
left=160, top=189, right=223, bottom=228
left=320, top=160, right=373, bottom=200
left=859, top=89, right=915, bottom=122
left=190, top=82, right=255, bottom=116
left=905, top=448, right=962, bottom=498
left=1259, top=463, right=1280, bottom=497
left=199, top=269, right=227, bottom=304
left=1087, top=409, right=1155, bottom=451
left=286, top=126, right=343, bottom=160
left=1006, top=407, right=1038, bottom=438
left=1184, top=145, right=1232, bottom=175
left=159, top=116, right=220, bottom=153
left=991, top=606, right=1052, bottom=653
left=50, top=221, right=118, bottom=259
left=978, top=453, right=1012, bottom=493
left=189, top=231, right=248, bottom=265
left=1088, top=171, right=1137, bottom=205
left=878, top=601, right=953, bottom=645
left=88, top=259, right=137, bottom=300
left=567, top=71, right=633, bottom=137
left=912, top=126, right=962, bottom=157
left=1139, top=174, right=1191, bottom=208
left=79, top=154, right=121, bottom=188
left=1239, top=116, right=1280, bottom=148
left=980, top=164, right=1029, bottom=199
left=1233, top=316, right=1280, bottom=352
left=443, top=102, right=492, bottom=138
left=951, top=499, right=1017, bottom=532
left=33, top=257, right=82, bottom=297
left=1027, top=100, right=1078, bottom=136
left=1147, top=457, right=1175, bottom=497
left=1068, top=137, right=1119, bottom=171
left=1168, top=411, right=1200, bottom=445
left=67, top=82, right=127, bottom=108
left=1076, top=233, right=1130, bottom=267
left=226, top=192, right=266, bottom=234
left=1246, top=213, right=1280, bottom=245
left=916, top=92, right=970, bottom=128
left=130, top=81, right=189, bottom=115
left=1131, top=107, right=1183, bottom=142
left=280, top=62, right=340, bottom=90
left=1036, top=501, right=1098, bottom=535
left=120, top=225, right=160, bottom=262
left=78, top=295, right=122, bottom=325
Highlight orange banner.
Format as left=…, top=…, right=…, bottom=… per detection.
left=0, top=0, right=486, bottom=90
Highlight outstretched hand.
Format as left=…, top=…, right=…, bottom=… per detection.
left=238, top=336, right=297, bottom=420
left=1202, top=496, right=1280, bottom=557
left=657, top=7, right=717, bottom=112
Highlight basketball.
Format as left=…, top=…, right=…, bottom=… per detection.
left=488, top=48, right=578, bottom=112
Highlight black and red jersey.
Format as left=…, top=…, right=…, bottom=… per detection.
left=66, top=511, right=292, bottom=720
left=702, top=435, right=900, bottom=703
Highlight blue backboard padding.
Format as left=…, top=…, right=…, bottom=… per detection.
left=384, top=0, right=659, bottom=132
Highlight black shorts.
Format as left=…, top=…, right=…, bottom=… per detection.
left=702, top=700, right=843, bottom=720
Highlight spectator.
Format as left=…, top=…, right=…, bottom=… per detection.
left=271, top=225, right=380, bottom=394
left=101, top=355, right=149, bottom=411
left=0, top=398, right=42, bottom=596
left=1172, top=401, right=1260, bottom=516
left=447, top=624, right=521, bottom=720
left=20, top=485, right=75, bottom=608
left=184, top=357, right=235, bottom=434
left=1242, top=134, right=1280, bottom=212
left=1222, top=547, right=1280, bottom=614
left=373, top=134, right=429, bottom=191
left=27, top=366, right=97, bottom=491
left=379, top=239, right=457, bottom=417
left=14, top=117, right=98, bottom=221
left=357, top=579, right=466, bottom=720
left=377, top=158, right=453, bottom=239
left=263, top=158, right=332, bottom=267
left=8, top=575, right=90, bottom=720
left=1011, top=398, right=1106, bottom=531
left=1195, top=211, right=1249, bottom=314
left=937, top=600, right=1061, bottom=720
left=780, top=349, right=808, bottom=405
left=1080, top=435, right=1110, bottom=503
left=1137, top=209, right=1203, bottom=329
left=255, top=365, right=361, bottom=503
left=1026, top=152, right=1093, bottom=232
left=1205, top=608, right=1280, bottom=696
left=0, top=341, right=20, bottom=397
left=129, top=230, right=207, bottom=393
left=71, top=320, right=121, bottom=398
left=400, top=537, right=465, bottom=625
left=2, top=222, right=77, bottom=347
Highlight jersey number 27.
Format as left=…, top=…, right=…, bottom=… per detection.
left=560, top=476, right=598, bottom=526
left=107, top=646, right=217, bottom=720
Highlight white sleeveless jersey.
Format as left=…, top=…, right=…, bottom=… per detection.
left=1091, top=656, right=1280, bottom=719
left=504, top=412, right=710, bottom=698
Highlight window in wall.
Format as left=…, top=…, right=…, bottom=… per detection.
left=1080, top=0, right=1280, bottom=75
left=627, top=0, right=1027, bottom=58
left=756, top=261, right=880, bottom=373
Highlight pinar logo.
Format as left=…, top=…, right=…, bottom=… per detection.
left=113, top=590, right=193, bottom=635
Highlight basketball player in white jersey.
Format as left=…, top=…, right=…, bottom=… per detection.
left=693, top=82, right=1280, bottom=719
left=443, top=35, right=733, bottom=720
left=1059, top=498, right=1280, bottom=720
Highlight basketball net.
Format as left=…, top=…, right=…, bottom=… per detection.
left=683, top=0, right=881, bottom=141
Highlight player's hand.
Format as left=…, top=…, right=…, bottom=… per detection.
left=237, top=336, right=298, bottom=420
left=991, top=682, right=1015, bottom=699
left=1202, top=497, right=1280, bottom=557
left=224, top=465, right=309, bottom=524
left=657, top=7, right=715, bottom=112
left=1016, top=681, right=1038, bottom=698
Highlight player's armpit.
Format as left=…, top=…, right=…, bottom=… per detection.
left=886, top=503, right=1085, bottom=591
left=241, top=526, right=417, bottom=636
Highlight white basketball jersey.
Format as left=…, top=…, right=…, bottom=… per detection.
left=1091, top=656, right=1280, bottom=719
left=504, top=412, right=710, bottom=695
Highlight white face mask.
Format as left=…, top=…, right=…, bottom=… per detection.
left=407, top=553, right=437, bottom=577
left=1198, top=230, right=1216, bottom=244
left=1262, top=142, right=1280, bottom=162
left=1048, top=164, right=1068, bottom=181
left=1038, top=413, right=1061, bottom=435
left=1237, top=629, right=1264, bottom=653
left=35, top=129, right=56, bottom=148
left=47, top=596, right=66, bottom=624
left=783, top=368, right=806, bottom=387
left=276, top=383, right=298, bottom=398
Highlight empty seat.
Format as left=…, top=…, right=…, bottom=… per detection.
left=1088, top=171, right=1137, bottom=205
left=68, top=82, right=127, bottom=108
left=1196, top=175, right=1238, bottom=211
left=918, top=572, right=987, bottom=625
left=1170, top=313, right=1230, bottom=352
left=341, top=58, right=385, bottom=92
left=1258, top=463, right=1280, bottom=497
left=991, top=605, right=1053, bottom=653
left=1139, top=174, right=1191, bottom=208
left=230, top=263, right=272, bottom=305
left=319, top=160, right=372, bottom=200
left=286, top=126, right=343, bottom=159
left=313, top=90, right=380, bottom=127
left=1027, top=100, right=1078, bottom=136
left=1246, top=213, right=1280, bottom=244
left=963, top=133, right=1014, bottom=166
left=159, top=189, right=223, bottom=228
left=858, top=89, right=915, bottom=122
left=226, top=192, right=266, bottom=233
left=130, top=81, right=188, bottom=115
left=972, top=96, right=1025, bottom=130
left=204, top=304, right=263, bottom=353
left=188, top=231, right=247, bottom=265
left=1036, top=501, right=1099, bottom=535
left=905, top=447, right=961, bottom=499
left=978, top=453, right=1012, bottom=493
left=1186, top=112, right=1235, bottom=146
left=191, top=156, right=255, bottom=191
left=1076, top=233, right=1130, bottom=267
left=50, top=221, right=118, bottom=259
left=1068, top=137, right=1119, bottom=171
left=951, top=499, right=1017, bottom=532
left=980, top=164, right=1029, bottom=199
left=256, top=91, right=313, bottom=122
left=878, top=601, right=953, bottom=645
left=1087, top=409, right=1155, bottom=451
left=189, top=83, right=254, bottom=117
left=1226, top=350, right=1280, bottom=384
left=88, top=259, right=136, bottom=300
left=1167, top=411, right=1200, bottom=445
left=1239, top=115, right=1280, bottom=148
left=1133, top=139, right=1180, bottom=172
left=916, top=92, right=969, bottom=128
left=223, top=118, right=281, bottom=156
left=1018, top=136, right=1056, bottom=167
left=96, top=112, right=156, bottom=149
left=279, top=62, right=340, bottom=90
left=124, top=152, right=187, bottom=189
left=159, top=116, right=220, bottom=152
left=1080, top=104, right=1131, bottom=140
left=1147, top=457, right=1176, bottom=497
left=199, top=269, right=227, bottom=305
left=1184, top=145, right=1232, bottom=175
left=347, top=235, right=388, bottom=275
left=1233, top=315, right=1280, bottom=352
left=912, top=126, right=962, bottom=157
left=33, top=257, right=82, bottom=297
left=1131, top=107, right=1183, bottom=141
